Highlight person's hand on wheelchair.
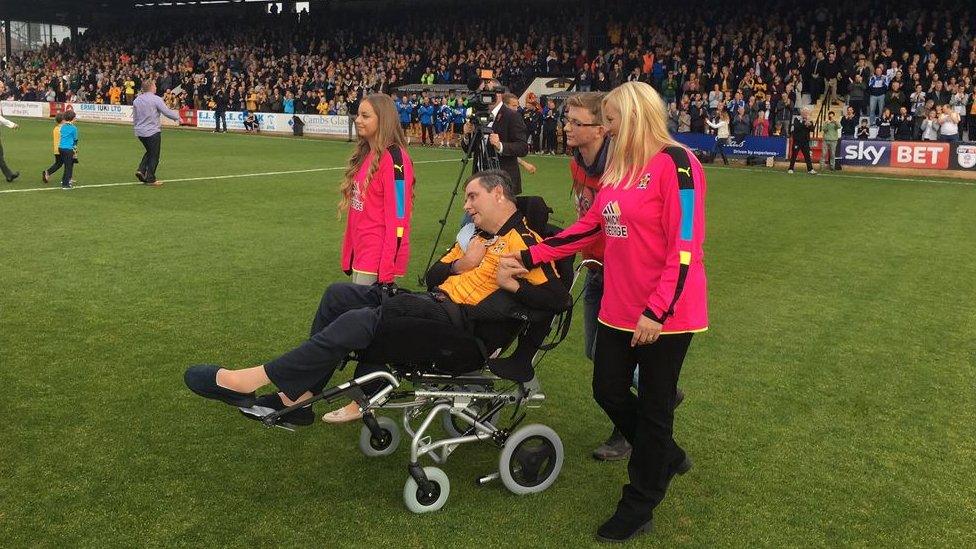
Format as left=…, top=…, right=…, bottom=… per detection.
left=496, top=255, right=529, bottom=292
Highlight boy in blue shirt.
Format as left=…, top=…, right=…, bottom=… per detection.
left=58, top=111, right=79, bottom=189
left=418, top=98, right=435, bottom=146
left=451, top=102, right=467, bottom=147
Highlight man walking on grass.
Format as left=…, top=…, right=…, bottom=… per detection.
left=132, top=80, right=180, bottom=187
left=0, top=83, right=21, bottom=183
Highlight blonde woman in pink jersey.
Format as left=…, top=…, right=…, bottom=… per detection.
left=506, top=81, right=708, bottom=542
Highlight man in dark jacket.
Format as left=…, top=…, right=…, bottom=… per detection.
left=465, top=81, right=529, bottom=194
left=788, top=108, right=816, bottom=174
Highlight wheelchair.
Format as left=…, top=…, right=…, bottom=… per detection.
left=241, top=200, right=593, bottom=513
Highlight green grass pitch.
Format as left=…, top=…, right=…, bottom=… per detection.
left=1, top=118, right=973, bottom=547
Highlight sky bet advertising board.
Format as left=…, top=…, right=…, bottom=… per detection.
left=838, top=139, right=966, bottom=171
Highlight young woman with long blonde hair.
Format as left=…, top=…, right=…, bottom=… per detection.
left=508, top=81, right=709, bottom=542
left=337, top=93, right=415, bottom=285
left=326, top=93, right=416, bottom=424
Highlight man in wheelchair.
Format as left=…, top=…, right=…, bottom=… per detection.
left=184, top=169, right=571, bottom=426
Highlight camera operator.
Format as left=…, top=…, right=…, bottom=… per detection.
left=462, top=78, right=529, bottom=195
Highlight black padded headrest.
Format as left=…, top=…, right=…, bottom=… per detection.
left=515, top=196, right=552, bottom=236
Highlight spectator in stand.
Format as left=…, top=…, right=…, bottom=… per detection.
left=283, top=91, right=295, bottom=115
left=893, top=107, right=914, bottom=141
left=752, top=111, right=770, bottom=136
left=822, top=51, right=842, bottom=104
left=969, top=91, right=976, bottom=142
left=820, top=111, right=840, bottom=171
left=788, top=108, right=815, bottom=175
left=856, top=118, right=871, bottom=140
left=937, top=104, right=961, bottom=142
left=920, top=110, right=940, bottom=141
left=666, top=102, right=679, bottom=134
left=876, top=108, right=894, bottom=140
left=909, top=84, right=927, bottom=138
left=677, top=105, right=691, bottom=133
left=706, top=110, right=730, bottom=165
left=886, top=81, right=906, bottom=117
left=774, top=93, right=793, bottom=136
left=848, top=74, right=867, bottom=117
left=708, top=84, right=723, bottom=115
left=840, top=106, right=859, bottom=140
left=867, top=66, right=890, bottom=126
left=731, top=107, right=751, bottom=141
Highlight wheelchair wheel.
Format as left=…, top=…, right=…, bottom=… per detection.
left=403, top=466, right=450, bottom=513
left=441, top=386, right=502, bottom=438
left=498, top=424, right=564, bottom=495
left=358, top=416, right=400, bottom=457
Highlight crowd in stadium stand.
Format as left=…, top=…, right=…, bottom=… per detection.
left=2, top=0, right=975, bottom=144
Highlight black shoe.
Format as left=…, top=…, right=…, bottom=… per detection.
left=135, top=171, right=146, bottom=183
left=240, top=393, right=315, bottom=426
left=593, top=427, right=632, bottom=461
left=672, top=454, right=693, bottom=476
left=596, top=512, right=653, bottom=543
left=60, top=183, right=73, bottom=190
left=6, top=171, right=19, bottom=183
left=184, top=364, right=257, bottom=407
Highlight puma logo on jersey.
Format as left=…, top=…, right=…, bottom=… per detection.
left=393, top=164, right=403, bottom=171
left=677, top=166, right=692, bottom=178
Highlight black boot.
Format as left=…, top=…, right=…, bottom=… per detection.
left=596, top=511, right=652, bottom=543
left=592, top=427, right=632, bottom=461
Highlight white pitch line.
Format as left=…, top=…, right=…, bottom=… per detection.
left=0, top=158, right=461, bottom=194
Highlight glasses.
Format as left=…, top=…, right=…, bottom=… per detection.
left=564, top=118, right=602, bottom=128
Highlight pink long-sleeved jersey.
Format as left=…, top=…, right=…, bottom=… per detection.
left=523, top=146, right=708, bottom=333
left=340, top=146, right=414, bottom=283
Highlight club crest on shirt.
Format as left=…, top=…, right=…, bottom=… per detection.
left=636, top=172, right=651, bottom=189
left=602, top=201, right=628, bottom=238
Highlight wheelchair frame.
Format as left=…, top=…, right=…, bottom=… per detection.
left=247, top=259, right=600, bottom=512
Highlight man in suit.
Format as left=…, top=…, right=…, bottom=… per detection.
left=467, top=81, right=529, bottom=195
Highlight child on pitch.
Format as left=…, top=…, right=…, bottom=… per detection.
left=56, top=111, right=79, bottom=189
left=42, top=113, right=69, bottom=184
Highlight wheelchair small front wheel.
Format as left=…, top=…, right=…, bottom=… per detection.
left=358, top=416, right=400, bottom=457
left=498, top=424, right=564, bottom=495
left=403, top=466, right=450, bottom=513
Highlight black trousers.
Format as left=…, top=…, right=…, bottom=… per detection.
left=215, top=112, right=226, bottom=132
left=421, top=124, right=434, bottom=144
left=46, top=154, right=65, bottom=175
left=593, top=324, right=693, bottom=519
left=712, top=137, right=729, bottom=164
left=58, top=149, right=75, bottom=186
left=137, top=132, right=162, bottom=183
left=789, top=141, right=813, bottom=171
left=0, top=139, right=14, bottom=179
left=542, top=127, right=557, bottom=153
